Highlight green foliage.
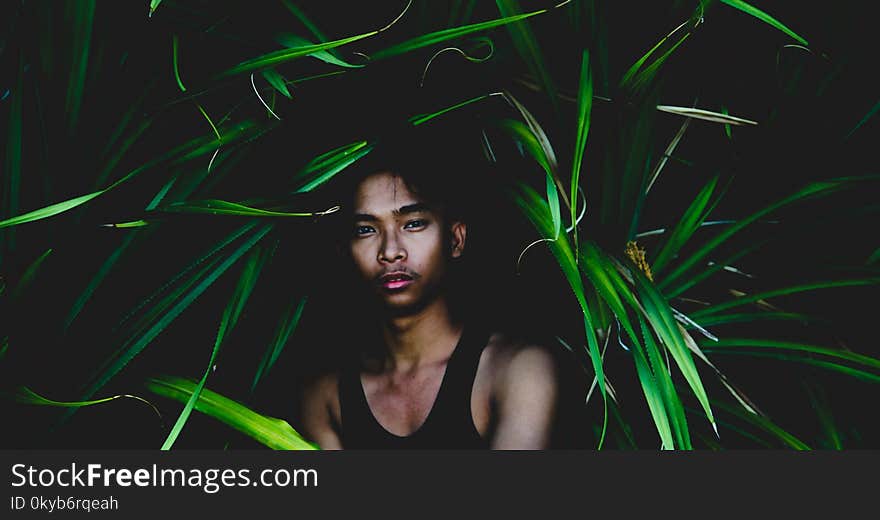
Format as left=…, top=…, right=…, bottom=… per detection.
left=1, top=0, right=877, bottom=450
left=146, top=376, right=316, bottom=450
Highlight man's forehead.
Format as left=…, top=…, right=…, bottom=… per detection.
left=352, top=171, right=431, bottom=215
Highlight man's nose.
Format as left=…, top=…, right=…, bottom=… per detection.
left=378, top=231, right=406, bottom=263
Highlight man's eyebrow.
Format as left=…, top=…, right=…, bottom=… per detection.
left=353, top=213, right=377, bottom=222
left=352, top=203, right=432, bottom=221
left=396, top=202, right=431, bottom=215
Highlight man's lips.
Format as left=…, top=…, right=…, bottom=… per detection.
left=377, top=271, right=416, bottom=290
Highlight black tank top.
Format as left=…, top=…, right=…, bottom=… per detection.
left=338, top=326, right=491, bottom=449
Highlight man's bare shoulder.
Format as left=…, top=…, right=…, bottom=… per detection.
left=302, top=371, right=342, bottom=423
left=481, top=331, right=558, bottom=389
left=304, top=371, right=339, bottom=392
left=479, top=331, right=560, bottom=449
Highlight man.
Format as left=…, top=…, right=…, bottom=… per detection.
left=300, top=130, right=580, bottom=449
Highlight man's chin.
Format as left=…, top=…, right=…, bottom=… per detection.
left=375, top=293, right=431, bottom=317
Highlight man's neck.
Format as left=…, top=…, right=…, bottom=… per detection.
left=379, top=296, right=463, bottom=372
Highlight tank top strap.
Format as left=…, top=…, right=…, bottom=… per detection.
left=337, top=358, right=381, bottom=448
left=426, top=325, right=491, bottom=427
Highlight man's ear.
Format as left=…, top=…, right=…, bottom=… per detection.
left=450, top=221, right=467, bottom=258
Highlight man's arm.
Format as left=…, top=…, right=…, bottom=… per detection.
left=490, top=345, right=558, bottom=450
left=300, top=373, right=343, bottom=450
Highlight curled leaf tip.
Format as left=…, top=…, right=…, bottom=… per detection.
left=316, top=205, right=341, bottom=216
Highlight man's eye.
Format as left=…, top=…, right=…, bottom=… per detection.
left=404, top=219, right=427, bottom=230
left=354, top=225, right=374, bottom=236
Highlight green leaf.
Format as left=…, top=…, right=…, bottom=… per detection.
left=658, top=179, right=852, bottom=291
left=630, top=262, right=716, bottom=435
left=620, top=16, right=693, bottom=95
left=146, top=376, right=316, bottom=450
left=718, top=349, right=880, bottom=385
left=706, top=398, right=810, bottom=449
left=149, top=0, right=162, bottom=17
left=409, top=93, right=500, bottom=126
left=94, top=111, right=154, bottom=188
left=804, top=384, right=842, bottom=449
left=631, top=320, right=674, bottom=449
left=158, top=199, right=339, bottom=218
left=0, top=190, right=105, bottom=230
left=664, top=237, right=769, bottom=298
left=639, top=315, right=689, bottom=448
left=276, top=34, right=365, bottom=69
left=578, top=242, right=680, bottom=448
left=280, top=0, right=327, bottom=42
left=219, top=32, right=378, bottom=77
left=65, top=177, right=176, bottom=331
left=546, top=170, right=562, bottom=239
left=690, top=278, right=880, bottom=319
left=10, top=248, right=53, bottom=299
left=261, top=69, right=292, bottom=99
left=161, top=247, right=269, bottom=450
left=651, top=175, right=721, bottom=275
left=586, top=242, right=696, bottom=448
left=495, top=0, right=558, bottom=109
left=64, top=0, right=96, bottom=132
left=845, top=98, right=880, bottom=141
left=571, top=49, right=592, bottom=237
left=172, top=34, right=186, bottom=91
left=11, top=386, right=159, bottom=417
left=719, top=0, right=808, bottom=46
left=698, top=338, right=880, bottom=371
left=116, top=223, right=257, bottom=332
left=509, top=182, right=607, bottom=446
left=372, top=9, right=548, bottom=60
left=252, top=296, right=308, bottom=392
left=75, top=223, right=273, bottom=411
left=296, top=94, right=507, bottom=194
left=293, top=140, right=373, bottom=193
left=691, top=312, right=816, bottom=328
left=656, top=105, right=758, bottom=126
left=496, top=118, right=563, bottom=231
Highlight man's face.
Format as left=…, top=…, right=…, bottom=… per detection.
left=348, top=171, right=465, bottom=314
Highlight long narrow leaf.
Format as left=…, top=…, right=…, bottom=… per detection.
left=640, top=315, right=690, bottom=448
left=252, top=296, right=308, bottom=392
left=0, top=190, right=104, bottom=229
left=690, top=278, right=880, bottom=319
left=12, top=387, right=159, bottom=419
left=162, top=247, right=269, bottom=450
left=75, top=223, right=273, bottom=409
left=66, top=176, right=177, bottom=331
left=64, top=0, right=95, bottom=131
left=495, top=0, right=558, bottom=108
left=658, top=179, right=852, bottom=290
left=158, top=199, right=339, bottom=218
left=651, top=176, right=720, bottom=275
left=220, top=32, right=378, bottom=77
left=570, top=49, right=592, bottom=241
left=510, top=182, right=607, bottom=446
left=719, top=0, right=808, bottom=46
left=372, top=9, right=548, bottom=60
left=276, top=34, right=365, bottom=69
left=703, top=398, right=810, bottom=450
left=699, top=338, right=880, bottom=371
left=631, top=262, right=716, bottom=435
left=147, top=376, right=316, bottom=450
